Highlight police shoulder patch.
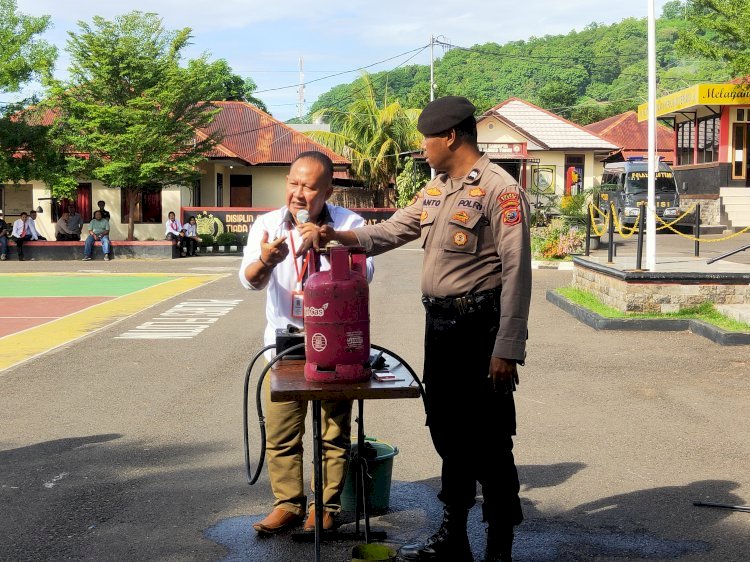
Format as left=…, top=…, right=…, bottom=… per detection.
left=408, top=191, right=422, bottom=206
left=497, top=190, right=522, bottom=226
left=451, top=211, right=470, bottom=223
left=420, top=210, right=428, bottom=222
left=497, top=192, right=520, bottom=207
left=502, top=208, right=521, bottom=226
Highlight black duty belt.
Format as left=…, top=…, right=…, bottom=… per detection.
left=422, top=288, right=500, bottom=316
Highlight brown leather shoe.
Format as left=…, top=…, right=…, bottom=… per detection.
left=252, top=508, right=302, bottom=534
left=303, top=508, right=336, bottom=532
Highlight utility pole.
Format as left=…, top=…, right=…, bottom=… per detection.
left=429, top=34, right=436, bottom=179
left=297, top=57, right=305, bottom=121
left=430, top=34, right=435, bottom=104
left=647, top=0, right=656, bottom=270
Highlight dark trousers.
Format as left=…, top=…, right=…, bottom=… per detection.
left=186, top=237, right=198, bottom=255
left=11, top=234, right=31, bottom=257
left=423, top=294, right=523, bottom=527
left=166, top=233, right=187, bottom=253
left=56, top=233, right=81, bottom=241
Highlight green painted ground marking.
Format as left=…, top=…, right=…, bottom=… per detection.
left=0, top=275, right=180, bottom=297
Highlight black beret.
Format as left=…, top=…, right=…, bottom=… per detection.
left=417, top=96, right=476, bottom=135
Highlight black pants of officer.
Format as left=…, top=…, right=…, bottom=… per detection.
left=422, top=293, right=523, bottom=527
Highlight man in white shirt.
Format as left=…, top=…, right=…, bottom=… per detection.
left=164, top=211, right=187, bottom=256
left=11, top=212, right=38, bottom=261
left=239, top=151, right=374, bottom=535
left=28, top=210, right=47, bottom=240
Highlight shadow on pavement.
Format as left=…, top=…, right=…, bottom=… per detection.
left=1, top=436, right=744, bottom=561
left=0, top=433, right=242, bottom=561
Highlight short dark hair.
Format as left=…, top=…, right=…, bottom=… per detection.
left=188, top=215, right=196, bottom=222
left=453, top=115, right=478, bottom=143
left=98, top=200, right=105, bottom=206
left=292, top=151, right=334, bottom=183
left=20, top=212, right=28, bottom=217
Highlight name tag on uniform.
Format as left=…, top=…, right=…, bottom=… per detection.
left=292, top=291, right=304, bottom=319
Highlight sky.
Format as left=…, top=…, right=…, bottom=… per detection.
left=15, top=0, right=674, bottom=122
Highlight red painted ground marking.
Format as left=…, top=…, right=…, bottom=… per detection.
left=0, top=296, right=112, bottom=338
left=0, top=319, right=54, bottom=338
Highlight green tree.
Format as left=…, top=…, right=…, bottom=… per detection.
left=0, top=0, right=58, bottom=185
left=661, top=0, right=686, bottom=19
left=0, top=0, right=56, bottom=94
left=306, top=73, right=421, bottom=207
left=677, top=0, right=750, bottom=81
left=395, top=157, right=429, bottom=208
left=46, top=11, right=222, bottom=239
left=536, top=82, right=579, bottom=117
left=187, top=58, right=268, bottom=112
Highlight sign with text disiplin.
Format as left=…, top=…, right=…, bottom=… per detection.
left=182, top=207, right=396, bottom=240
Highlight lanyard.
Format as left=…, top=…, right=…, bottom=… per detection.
left=287, top=228, right=311, bottom=291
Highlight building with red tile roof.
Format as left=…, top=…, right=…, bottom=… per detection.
left=477, top=97, right=618, bottom=198
left=584, top=111, right=674, bottom=164
left=1, top=101, right=351, bottom=241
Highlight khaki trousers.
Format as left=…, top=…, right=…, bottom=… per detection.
left=264, top=373, right=352, bottom=516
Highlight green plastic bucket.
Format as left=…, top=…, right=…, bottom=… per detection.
left=351, top=543, right=397, bottom=561
left=341, top=438, right=398, bottom=514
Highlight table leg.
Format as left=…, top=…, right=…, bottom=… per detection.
left=357, top=399, right=371, bottom=543
left=354, top=400, right=362, bottom=536
left=312, top=399, right=323, bottom=562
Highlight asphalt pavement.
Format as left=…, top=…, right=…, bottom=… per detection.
left=1, top=238, right=749, bottom=561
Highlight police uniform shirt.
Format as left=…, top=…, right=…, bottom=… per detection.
left=239, top=204, right=375, bottom=357
left=354, top=154, right=531, bottom=361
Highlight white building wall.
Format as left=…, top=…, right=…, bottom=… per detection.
left=198, top=162, right=289, bottom=209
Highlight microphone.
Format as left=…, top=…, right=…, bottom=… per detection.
left=296, top=209, right=310, bottom=224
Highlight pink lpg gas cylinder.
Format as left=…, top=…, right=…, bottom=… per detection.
left=303, top=245, right=371, bottom=382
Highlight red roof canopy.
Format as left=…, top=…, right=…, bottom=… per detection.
left=585, top=111, right=674, bottom=159
left=197, top=101, right=349, bottom=167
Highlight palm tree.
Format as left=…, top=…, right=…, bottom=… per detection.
left=306, top=73, right=421, bottom=207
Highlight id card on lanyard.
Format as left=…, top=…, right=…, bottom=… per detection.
left=288, top=231, right=310, bottom=319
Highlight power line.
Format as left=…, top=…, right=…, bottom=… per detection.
left=218, top=46, right=429, bottom=143
left=252, top=46, right=428, bottom=94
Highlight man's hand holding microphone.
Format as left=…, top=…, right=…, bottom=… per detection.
left=294, top=208, right=338, bottom=256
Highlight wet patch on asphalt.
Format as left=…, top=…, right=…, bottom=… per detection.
left=204, top=481, right=712, bottom=561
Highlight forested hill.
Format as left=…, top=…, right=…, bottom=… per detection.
left=308, top=7, right=729, bottom=125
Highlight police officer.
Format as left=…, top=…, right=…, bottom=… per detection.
left=299, top=96, right=531, bottom=561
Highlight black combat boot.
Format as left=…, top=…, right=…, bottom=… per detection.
left=484, top=524, right=514, bottom=562
left=398, top=506, right=473, bottom=561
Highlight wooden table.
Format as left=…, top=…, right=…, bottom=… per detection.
left=270, top=356, right=420, bottom=562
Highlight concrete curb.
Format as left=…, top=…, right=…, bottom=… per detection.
left=546, top=290, right=750, bottom=345
left=533, top=260, right=574, bottom=270
left=201, top=245, right=241, bottom=254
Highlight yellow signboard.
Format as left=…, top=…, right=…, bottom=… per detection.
left=638, top=83, right=750, bottom=121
